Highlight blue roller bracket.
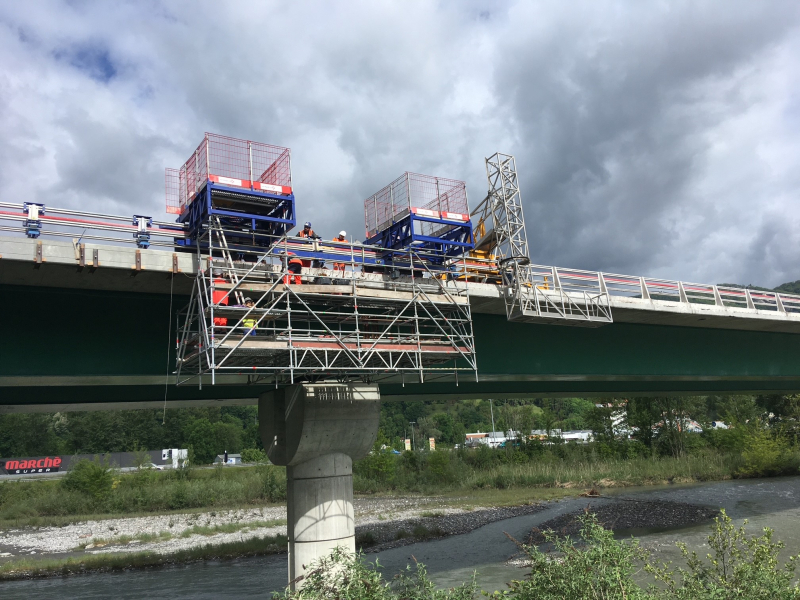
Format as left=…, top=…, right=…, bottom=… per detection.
left=23, top=202, right=45, bottom=239
left=133, top=215, right=153, bottom=249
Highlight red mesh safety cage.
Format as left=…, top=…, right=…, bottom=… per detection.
left=165, top=133, right=292, bottom=215
left=165, top=168, right=181, bottom=214
left=364, top=172, right=468, bottom=238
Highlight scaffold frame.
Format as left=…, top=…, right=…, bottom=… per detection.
left=175, top=219, right=478, bottom=386
left=476, top=152, right=612, bottom=325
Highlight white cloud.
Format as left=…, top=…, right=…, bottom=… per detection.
left=0, top=1, right=798, bottom=286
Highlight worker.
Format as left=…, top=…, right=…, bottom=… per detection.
left=298, top=221, right=320, bottom=239
left=242, top=297, right=258, bottom=336
left=333, top=230, right=347, bottom=273
left=284, top=252, right=303, bottom=285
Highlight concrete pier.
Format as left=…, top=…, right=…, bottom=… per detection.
left=259, top=383, right=380, bottom=589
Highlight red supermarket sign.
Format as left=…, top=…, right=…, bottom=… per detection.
left=1, top=456, right=62, bottom=475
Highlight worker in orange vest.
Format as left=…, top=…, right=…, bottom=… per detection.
left=298, top=221, right=320, bottom=239
left=333, top=230, right=347, bottom=273
left=284, top=252, right=303, bottom=285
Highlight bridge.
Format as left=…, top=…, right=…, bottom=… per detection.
left=2, top=142, right=799, bottom=588
left=2, top=234, right=800, bottom=413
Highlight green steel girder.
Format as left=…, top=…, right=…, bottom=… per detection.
left=3, top=284, right=800, bottom=407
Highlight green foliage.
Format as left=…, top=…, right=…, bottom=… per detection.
left=260, top=466, right=287, bottom=503
left=491, top=512, right=649, bottom=599
left=738, top=428, right=800, bottom=477
left=647, top=509, right=800, bottom=599
left=60, top=458, right=115, bottom=501
left=186, top=418, right=218, bottom=464
left=272, top=547, right=477, bottom=599
left=240, top=448, right=268, bottom=463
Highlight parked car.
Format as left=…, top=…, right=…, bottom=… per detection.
left=139, top=462, right=164, bottom=470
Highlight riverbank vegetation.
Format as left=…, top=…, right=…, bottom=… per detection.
left=274, top=511, right=800, bottom=599
left=0, top=533, right=287, bottom=581
left=1, top=393, right=799, bottom=524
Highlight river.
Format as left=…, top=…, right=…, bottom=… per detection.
left=4, top=476, right=800, bottom=599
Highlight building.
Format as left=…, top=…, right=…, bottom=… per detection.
left=214, top=453, right=242, bottom=465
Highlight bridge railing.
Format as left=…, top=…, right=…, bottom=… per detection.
left=0, top=201, right=188, bottom=248
left=461, top=255, right=800, bottom=316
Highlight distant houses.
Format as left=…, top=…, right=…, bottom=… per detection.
left=465, top=429, right=595, bottom=447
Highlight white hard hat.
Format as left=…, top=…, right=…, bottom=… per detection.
left=338, top=231, right=346, bottom=237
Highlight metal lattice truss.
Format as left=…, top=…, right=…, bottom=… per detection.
left=176, top=221, right=478, bottom=386
left=474, top=152, right=612, bottom=325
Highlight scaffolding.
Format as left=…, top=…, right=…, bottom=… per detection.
left=364, top=172, right=473, bottom=261
left=175, top=219, right=478, bottom=386
left=473, top=153, right=612, bottom=325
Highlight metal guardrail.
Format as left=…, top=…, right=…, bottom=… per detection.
left=2, top=199, right=797, bottom=317
left=0, top=201, right=188, bottom=248
left=454, top=255, right=800, bottom=316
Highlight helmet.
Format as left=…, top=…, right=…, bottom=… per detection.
left=244, top=297, right=253, bottom=303
left=304, top=221, right=311, bottom=228
left=338, top=231, right=346, bottom=238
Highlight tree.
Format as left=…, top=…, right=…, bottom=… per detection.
left=651, top=396, right=705, bottom=458
left=626, top=398, right=661, bottom=450
left=185, top=418, right=217, bottom=464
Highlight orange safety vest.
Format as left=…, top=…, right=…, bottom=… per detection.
left=333, top=237, right=347, bottom=270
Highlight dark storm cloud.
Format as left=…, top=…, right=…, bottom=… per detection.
left=0, top=1, right=798, bottom=286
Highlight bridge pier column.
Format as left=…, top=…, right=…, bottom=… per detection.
left=259, top=383, right=380, bottom=590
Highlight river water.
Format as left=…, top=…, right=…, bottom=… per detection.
left=5, top=476, right=800, bottom=599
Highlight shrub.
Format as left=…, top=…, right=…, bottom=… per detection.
left=498, top=512, right=649, bottom=599
left=261, top=467, right=286, bottom=503
left=240, top=448, right=268, bottom=464
left=272, top=547, right=477, bottom=599
left=648, top=509, right=800, bottom=599
left=738, top=429, right=799, bottom=477
left=355, top=450, right=396, bottom=485
left=61, top=458, right=115, bottom=501
left=425, top=451, right=453, bottom=483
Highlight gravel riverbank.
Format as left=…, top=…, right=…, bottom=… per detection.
left=0, top=492, right=723, bottom=577
left=0, top=497, right=542, bottom=566
left=526, top=498, right=719, bottom=545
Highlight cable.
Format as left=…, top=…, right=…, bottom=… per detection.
left=163, top=270, right=175, bottom=425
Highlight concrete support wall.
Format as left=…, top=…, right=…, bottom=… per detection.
left=259, top=383, right=380, bottom=589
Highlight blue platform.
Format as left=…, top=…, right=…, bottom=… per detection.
left=364, top=211, right=474, bottom=264
left=175, top=180, right=295, bottom=252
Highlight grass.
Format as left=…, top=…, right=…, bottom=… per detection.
left=178, top=519, right=284, bottom=538
left=354, top=449, right=743, bottom=497
left=69, top=518, right=287, bottom=551
left=0, top=534, right=288, bottom=581
left=0, top=449, right=749, bottom=529
left=0, top=464, right=287, bottom=526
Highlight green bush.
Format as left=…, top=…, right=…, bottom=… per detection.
left=355, top=450, right=396, bottom=485
left=241, top=448, right=268, bottom=463
left=61, top=458, right=115, bottom=501
left=738, top=428, right=799, bottom=477
left=272, top=547, right=477, bottom=599
left=648, top=509, right=800, bottom=599
left=425, top=451, right=454, bottom=483
left=494, top=512, right=648, bottom=599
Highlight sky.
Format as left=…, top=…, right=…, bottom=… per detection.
left=1, top=1, right=799, bottom=287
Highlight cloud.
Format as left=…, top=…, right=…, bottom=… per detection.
left=0, top=1, right=798, bottom=286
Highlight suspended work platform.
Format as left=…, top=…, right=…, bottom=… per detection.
left=364, top=172, right=474, bottom=264
left=175, top=224, right=478, bottom=386
left=166, top=133, right=295, bottom=254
